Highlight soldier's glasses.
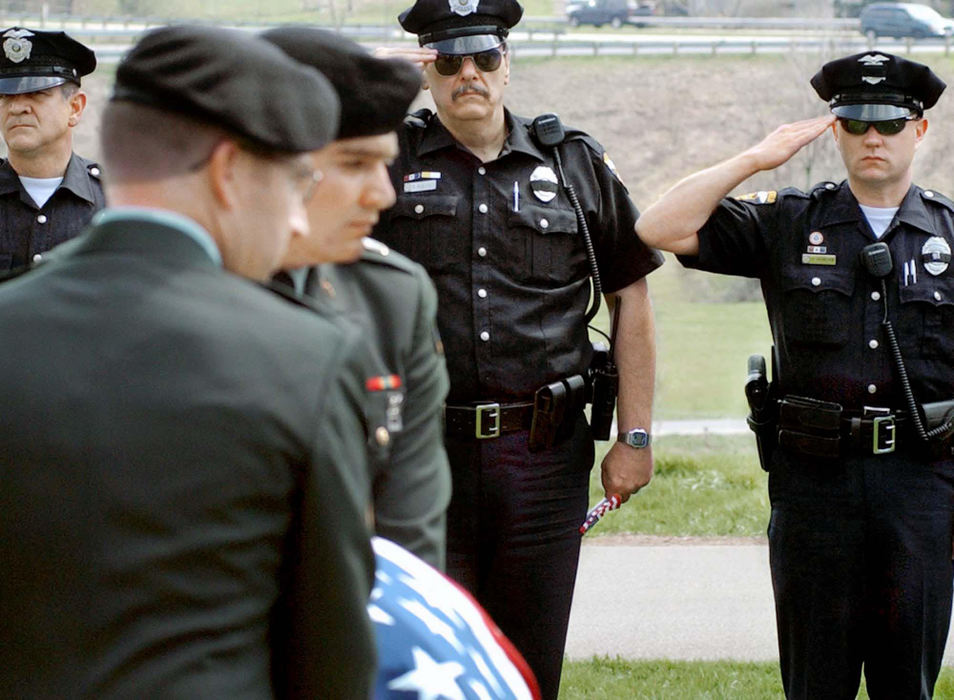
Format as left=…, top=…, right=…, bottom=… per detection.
left=838, top=117, right=914, bottom=136
left=433, top=48, right=505, bottom=76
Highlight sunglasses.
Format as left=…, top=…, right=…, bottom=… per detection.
left=838, top=117, right=915, bottom=136
left=433, top=48, right=505, bottom=76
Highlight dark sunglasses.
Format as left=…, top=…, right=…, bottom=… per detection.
left=838, top=116, right=915, bottom=136
left=433, top=48, right=505, bottom=76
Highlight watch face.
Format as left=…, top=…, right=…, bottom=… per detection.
left=621, top=429, right=649, bottom=448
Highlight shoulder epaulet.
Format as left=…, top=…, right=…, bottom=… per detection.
left=809, top=181, right=840, bottom=199
left=357, top=238, right=420, bottom=275
left=404, top=108, right=433, bottom=129
left=920, top=187, right=954, bottom=211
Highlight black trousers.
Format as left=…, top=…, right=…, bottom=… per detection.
left=444, top=412, right=593, bottom=700
left=768, top=448, right=954, bottom=700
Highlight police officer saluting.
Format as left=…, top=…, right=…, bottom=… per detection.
left=0, top=27, right=103, bottom=271
left=374, top=0, right=663, bottom=696
left=638, top=53, right=954, bottom=698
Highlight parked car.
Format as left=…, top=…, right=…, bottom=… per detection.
left=860, top=3, right=954, bottom=40
left=565, top=0, right=655, bottom=28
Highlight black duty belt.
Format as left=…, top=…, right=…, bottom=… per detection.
left=840, top=410, right=910, bottom=455
left=444, top=401, right=534, bottom=440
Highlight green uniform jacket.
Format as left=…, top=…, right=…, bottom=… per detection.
left=0, top=215, right=376, bottom=699
left=304, top=238, right=452, bottom=570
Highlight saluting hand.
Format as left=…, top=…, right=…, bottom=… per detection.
left=373, top=46, right=437, bottom=71
left=743, top=114, right=836, bottom=173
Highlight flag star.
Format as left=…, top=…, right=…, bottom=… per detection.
left=387, top=647, right=465, bottom=700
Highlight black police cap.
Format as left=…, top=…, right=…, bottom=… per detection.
left=262, top=26, right=421, bottom=140
left=111, top=24, right=340, bottom=153
left=0, top=27, right=95, bottom=95
left=399, top=0, right=523, bottom=54
left=811, top=51, right=946, bottom=121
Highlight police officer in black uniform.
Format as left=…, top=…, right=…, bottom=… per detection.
left=373, top=0, right=663, bottom=695
left=263, top=26, right=453, bottom=570
left=0, top=27, right=103, bottom=272
left=638, top=52, right=954, bottom=699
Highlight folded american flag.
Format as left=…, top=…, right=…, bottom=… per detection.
left=368, top=537, right=540, bottom=699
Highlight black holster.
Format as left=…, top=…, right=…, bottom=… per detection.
left=745, top=354, right=777, bottom=471
left=529, top=374, right=587, bottom=452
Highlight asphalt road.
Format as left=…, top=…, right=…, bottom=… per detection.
left=565, top=539, right=954, bottom=666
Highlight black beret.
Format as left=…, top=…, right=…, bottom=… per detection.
left=399, top=0, right=523, bottom=54
left=0, top=27, right=95, bottom=94
left=261, top=26, right=420, bottom=140
left=111, top=24, right=340, bottom=153
left=811, top=51, right=946, bottom=121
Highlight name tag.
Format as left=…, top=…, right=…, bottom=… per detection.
left=801, top=254, right=837, bottom=266
left=404, top=180, right=437, bottom=193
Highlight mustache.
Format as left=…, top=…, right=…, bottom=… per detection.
left=452, top=84, right=489, bottom=100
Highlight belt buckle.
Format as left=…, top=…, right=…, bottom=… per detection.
left=475, top=402, right=501, bottom=439
left=871, top=413, right=896, bottom=455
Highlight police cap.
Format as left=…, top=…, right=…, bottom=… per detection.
left=111, top=24, right=340, bottom=153
left=399, top=0, right=523, bottom=54
left=262, top=26, right=420, bottom=139
left=811, top=51, right=946, bottom=121
left=0, top=27, right=95, bottom=95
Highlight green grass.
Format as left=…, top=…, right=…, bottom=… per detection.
left=559, top=658, right=954, bottom=699
left=588, top=434, right=768, bottom=537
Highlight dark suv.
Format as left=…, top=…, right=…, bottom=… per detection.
left=860, top=3, right=954, bottom=40
left=566, top=0, right=654, bottom=28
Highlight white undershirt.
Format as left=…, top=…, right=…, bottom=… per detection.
left=859, top=204, right=899, bottom=239
left=19, top=175, right=63, bottom=208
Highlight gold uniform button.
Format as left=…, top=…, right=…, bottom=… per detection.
left=375, top=427, right=391, bottom=446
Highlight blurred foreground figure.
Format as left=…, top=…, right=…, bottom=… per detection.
left=0, top=25, right=378, bottom=699
left=264, top=26, right=452, bottom=570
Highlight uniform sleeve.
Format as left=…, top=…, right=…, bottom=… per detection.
left=569, top=137, right=664, bottom=294
left=372, top=267, right=452, bottom=571
left=275, top=326, right=377, bottom=700
left=677, top=196, right=775, bottom=279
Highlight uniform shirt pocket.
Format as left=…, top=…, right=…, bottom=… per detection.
left=505, top=204, right=583, bottom=285
left=386, top=195, right=461, bottom=274
left=898, top=277, right=954, bottom=359
left=780, top=267, right=855, bottom=347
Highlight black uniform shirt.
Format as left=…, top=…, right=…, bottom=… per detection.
left=0, top=153, right=105, bottom=271
left=373, top=109, right=663, bottom=403
left=681, top=181, right=954, bottom=408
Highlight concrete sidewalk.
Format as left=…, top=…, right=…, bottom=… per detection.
left=565, top=538, right=954, bottom=665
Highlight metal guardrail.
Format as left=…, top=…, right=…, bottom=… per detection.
left=1, top=13, right=947, bottom=60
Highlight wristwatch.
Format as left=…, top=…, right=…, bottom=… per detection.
left=617, top=427, right=651, bottom=449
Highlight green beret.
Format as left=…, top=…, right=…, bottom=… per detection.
left=111, top=24, right=340, bottom=153
left=262, top=26, right=420, bottom=140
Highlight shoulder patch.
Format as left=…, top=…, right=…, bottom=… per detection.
left=735, top=190, right=777, bottom=205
